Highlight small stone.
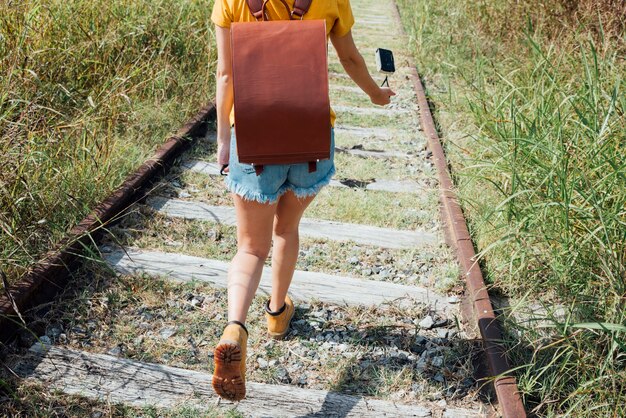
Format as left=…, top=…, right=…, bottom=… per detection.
left=178, top=191, right=192, bottom=198
left=190, top=296, right=205, bottom=307
left=419, top=315, right=435, bottom=329
left=361, top=268, right=373, bottom=276
left=297, top=374, right=308, bottom=386
left=414, top=335, right=428, bottom=345
left=411, top=383, right=425, bottom=393
left=269, top=360, right=278, bottom=367
left=91, top=412, right=104, bottom=418
left=447, top=295, right=460, bottom=304
left=159, top=327, right=177, bottom=339
left=432, top=356, right=444, bottom=367
left=349, top=256, right=359, bottom=265
left=107, top=346, right=122, bottom=356
left=415, top=357, right=428, bottom=372
left=275, top=366, right=291, bottom=383
left=436, top=399, right=447, bottom=408
left=433, top=319, right=450, bottom=328
left=30, top=336, right=52, bottom=353
left=258, top=358, right=268, bottom=369
left=72, top=326, right=86, bottom=335
left=47, top=327, right=62, bottom=339
left=433, top=373, right=445, bottom=383
left=430, top=391, right=443, bottom=400
left=437, top=329, right=449, bottom=339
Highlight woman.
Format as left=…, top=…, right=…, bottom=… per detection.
left=210, top=0, right=395, bottom=401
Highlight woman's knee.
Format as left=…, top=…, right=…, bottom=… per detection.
left=237, top=235, right=272, bottom=260
left=273, top=221, right=300, bottom=238
left=237, top=239, right=271, bottom=260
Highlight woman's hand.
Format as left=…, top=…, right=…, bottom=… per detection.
left=369, top=87, right=396, bottom=106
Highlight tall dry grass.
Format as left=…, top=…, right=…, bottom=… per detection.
left=1, top=0, right=217, bottom=284
left=397, top=0, right=625, bottom=415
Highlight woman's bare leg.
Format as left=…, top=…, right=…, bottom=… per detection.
left=227, top=194, right=277, bottom=323
left=269, top=191, right=316, bottom=311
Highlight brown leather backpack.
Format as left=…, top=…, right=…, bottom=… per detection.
left=231, top=0, right=330, bottom=175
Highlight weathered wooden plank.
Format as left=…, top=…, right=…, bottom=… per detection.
left=335, top=146, right=411, bottom=159
left=334, top=125, right=394, bottom=139
left=334, top=105, right=411, bottom=116
left=443, top=408, right=488, bottom=418
left=329, top=71, right=351, bottom=79
left=330, top=84, right=417, bottom=98
left=17, top=346, right=434, bottom=417
left=183, top=160, right=424, bottom=195
left=359, top=178, right=426, bottom=194
left=104, top=248, right=448, bottom=308
left=147, top=197, right=439, bottom=249
left=329, top=84, right=364, bottom=93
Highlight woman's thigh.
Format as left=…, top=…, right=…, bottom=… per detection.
left=233, top=194, right=277, bottom=257
left=273, top=191, right=316, bottom=235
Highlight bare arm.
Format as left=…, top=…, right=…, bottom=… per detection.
left=215, top=25, right=234, bottom=165
left=329, top=30, right=395, bottom=105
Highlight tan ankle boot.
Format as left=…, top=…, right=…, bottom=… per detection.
left=212, top=321, right=248, bottom=401
left=265, top=295, right=295, bottom=339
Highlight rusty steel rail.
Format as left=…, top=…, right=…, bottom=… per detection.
left=0, top=104, right=216, bottom=343
left=390, top=4, right=527, bottom=418
left=411, top=72, right=527, bottom=418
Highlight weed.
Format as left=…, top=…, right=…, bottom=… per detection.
left=0, top=0, right=217, bottom=286
left=396, top=0, right=626, bottom=415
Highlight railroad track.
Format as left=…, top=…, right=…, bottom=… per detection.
left=1, top=0, right=525, bottom=416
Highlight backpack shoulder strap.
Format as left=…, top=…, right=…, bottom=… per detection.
left=292, top=0, right=313, bottom=18
left=245, top=0, right=312, bottom=20
left=245, top=0, right=265, bottom=19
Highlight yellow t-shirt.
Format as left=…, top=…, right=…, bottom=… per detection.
left=211, top=0, right=355, bottom=127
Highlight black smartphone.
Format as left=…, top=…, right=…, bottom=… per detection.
left=375, top=48, right=395, bottom=74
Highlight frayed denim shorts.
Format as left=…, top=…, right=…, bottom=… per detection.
left=225, top=127, right=335, bottom=204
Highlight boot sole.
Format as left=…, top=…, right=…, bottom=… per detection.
left=268, top=307, right=295, bottom=340
left=212, top=340, right=245, bottom=401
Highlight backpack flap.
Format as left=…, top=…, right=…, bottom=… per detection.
left=231, top=18, right=330, bottom=167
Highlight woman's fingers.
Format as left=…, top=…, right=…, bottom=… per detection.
left=383, top=87, right=397, bottom=97
left=370, top=87, right=396, bottom=105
